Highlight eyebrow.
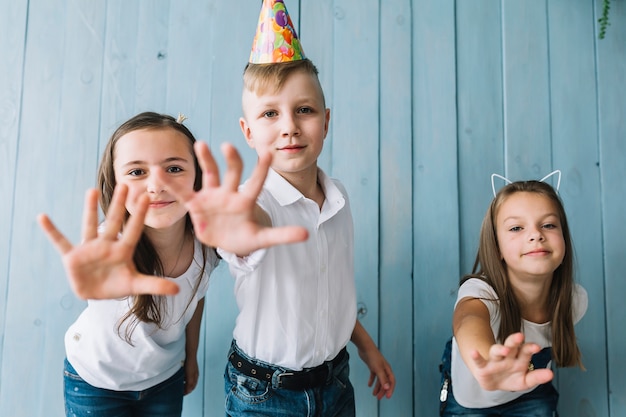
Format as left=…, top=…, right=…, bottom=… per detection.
left=120, top=156, right=190, bottom=168
left=501, top=213, right=560, bottom=223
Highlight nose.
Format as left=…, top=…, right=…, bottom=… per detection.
left=146, top=170, right=166, bottom=194
left=528, top=227, right=545, bottom=242
left=280, top=113, right=300, bottom=138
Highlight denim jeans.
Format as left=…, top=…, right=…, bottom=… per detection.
left=224, top=342, right=355, bottom=417
left=442, top=381, right=559, bottom=417
left=439, top=339, right=559, bottom=417
left=64, top=358, right=185, bottom=417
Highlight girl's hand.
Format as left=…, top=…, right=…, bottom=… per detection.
left=173, top=142, right=308, bottom=255
left=469, top=332, right=554, bottom=391
left=38, top=184, right=179, bottom=299
left=183, top=356, right=199, bottom=395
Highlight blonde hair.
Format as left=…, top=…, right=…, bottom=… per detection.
left=242, top=59, right=325, bottom=106
left=464, top=180, right=583, bottom=368
left=98, top=112, right=208, bottom=344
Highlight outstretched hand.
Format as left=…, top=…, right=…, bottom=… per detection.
left=469, top=332, right=554, bottom=391
left=38, top=184, right=179, bottom=300
left=173, top=141, right=308, bottom=255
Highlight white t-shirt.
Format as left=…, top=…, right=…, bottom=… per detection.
left=218, top=168, right=357, bottom=371
left=65, top=238, right=218, bottom=391
left=451, top=278, right=588, bottom=408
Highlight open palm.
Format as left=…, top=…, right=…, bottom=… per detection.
left=38, top=185, right=179, bottom=299
left=174, top=142, right=308, bottom=256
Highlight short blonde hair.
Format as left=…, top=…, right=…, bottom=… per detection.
left=242, top=59, right=325, bottom=106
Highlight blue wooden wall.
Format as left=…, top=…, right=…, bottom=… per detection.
left=0, top=0, right=624, bottom=416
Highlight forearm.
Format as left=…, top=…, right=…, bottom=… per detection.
left=185, top=298, right=205, bottom=359
left=351, top=319, right=377, bottom=352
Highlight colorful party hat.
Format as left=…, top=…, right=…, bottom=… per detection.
left=249, top=0, right=306, bottom=64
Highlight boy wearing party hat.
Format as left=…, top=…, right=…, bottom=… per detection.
left=216, top=1, right=396, bottom=415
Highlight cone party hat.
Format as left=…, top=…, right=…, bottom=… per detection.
left=249, top=0, right=306, bottom=64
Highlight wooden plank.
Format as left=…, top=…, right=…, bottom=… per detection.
left=547, top=0, right=609, bottom=415
left=379, top=1, right=413, bottom=416
left=596, top=0, right=626, bottom=415
left=0, top=0, right=27, bottom=375
left=328, top=1, right=381, bottom=415
left=502, top=1, right=552, bottom=178
left=98, top=0, right=141, bottom=152
left=0, top=0, right=106, bottom=415
left=412, top=1, right=459, bottom=415
left=456, top=0, right=505, bottom=272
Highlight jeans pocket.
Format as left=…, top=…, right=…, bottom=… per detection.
left=63, top=359, right=84, bottom=382
left=225, top=362, right=272, bottom=404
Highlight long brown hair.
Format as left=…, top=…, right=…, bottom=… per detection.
left=463, top=180, right=583, bottom=368
left=97, top=112, right=207, bottom=344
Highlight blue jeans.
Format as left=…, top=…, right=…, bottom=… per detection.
left=439, top=339, right=559, bottom=416
left=64, top=358, right=185, bottom=417
left=224, top=342, right=355, bottom=417
left=442, top=382, right=559, bottom=417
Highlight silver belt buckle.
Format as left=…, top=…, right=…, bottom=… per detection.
left=277, top=372, right=294, bottom=387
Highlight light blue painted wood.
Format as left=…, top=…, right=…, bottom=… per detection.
left=456, top=0, right=505, bottom=273
left=502, top=0, right=553, bottom=179
left=0, top=1, right=106, bottom=415
left=412, top=1, right=459, bottom=415
left=596, top=0, right=626, bottom=415
left=547, top=0, right=608, bottom=415
left=329, top=1, right=382, bottom=415
left=0, top=0, right=27, bottom=376
left=379, top=1, right=414, bottom=416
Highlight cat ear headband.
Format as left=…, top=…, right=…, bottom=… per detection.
left=491, top=170, right=561, bottom=197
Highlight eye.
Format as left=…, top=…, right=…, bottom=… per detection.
left=167, top=166, right=183, bottom=173
left=128, top=168, right=144, bottom=176
left=263, top=110, right=278, bottom=118
left=508, top=226, right=523, bottom=232
left=542, top=223, right=558, bottom=230
left=298, top=107, right=313, bottom=114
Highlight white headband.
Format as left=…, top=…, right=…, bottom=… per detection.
left=491, top=170, right=561, bottom=197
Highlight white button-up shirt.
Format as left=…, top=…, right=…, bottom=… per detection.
left=218, top=168, right=357, bottom=370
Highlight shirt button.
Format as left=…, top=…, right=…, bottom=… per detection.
left=73, top=333, right=81, bottom=342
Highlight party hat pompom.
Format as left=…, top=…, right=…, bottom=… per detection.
left=249, top=0, right=306, bottom=64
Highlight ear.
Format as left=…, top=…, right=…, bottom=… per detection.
left=323, top=108, right=330, bottom=139
left=240, top=117, right=254, bottom=149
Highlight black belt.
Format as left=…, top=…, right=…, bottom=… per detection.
left=229, top=347, right=348, bottom=390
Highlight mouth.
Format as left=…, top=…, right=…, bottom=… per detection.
left=278, top=144, right=306, bottom=152
left=524, top=249, right=551, bottom=256
left=149, top=200, right=174, bottom=209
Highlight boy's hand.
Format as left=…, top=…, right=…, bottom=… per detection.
left=469, top=332, right=554, bottom=391
left=38, top=185, right=179, bottom=299
left=357, top=344, right=396, bottom=400
left=174, top=141, right=308, bottom=255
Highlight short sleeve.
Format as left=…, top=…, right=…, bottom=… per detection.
left=455, top=278, right=500, bottom=324
left=572, top=283, right=588, bottom=324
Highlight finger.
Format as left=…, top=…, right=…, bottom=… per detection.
left=130, top=275, right=180, bottom=296
left=525, top=368, right=554, bottom=387
left=195, top=141, right=220, bottom=188
left=470, top=349, right=489, bottom=368
left=503, top=332, right=525, bottom=348
left=121, top=194, right=149, bottom=248
left=220, top=142, right=243, bottom=191
left=102, top=184, right=129, bottom=240
left=242, top=150, right=271, bottom=200
left=81, top=188, right=100, bottom=241
left=37, top=214, right=73, bottom=254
